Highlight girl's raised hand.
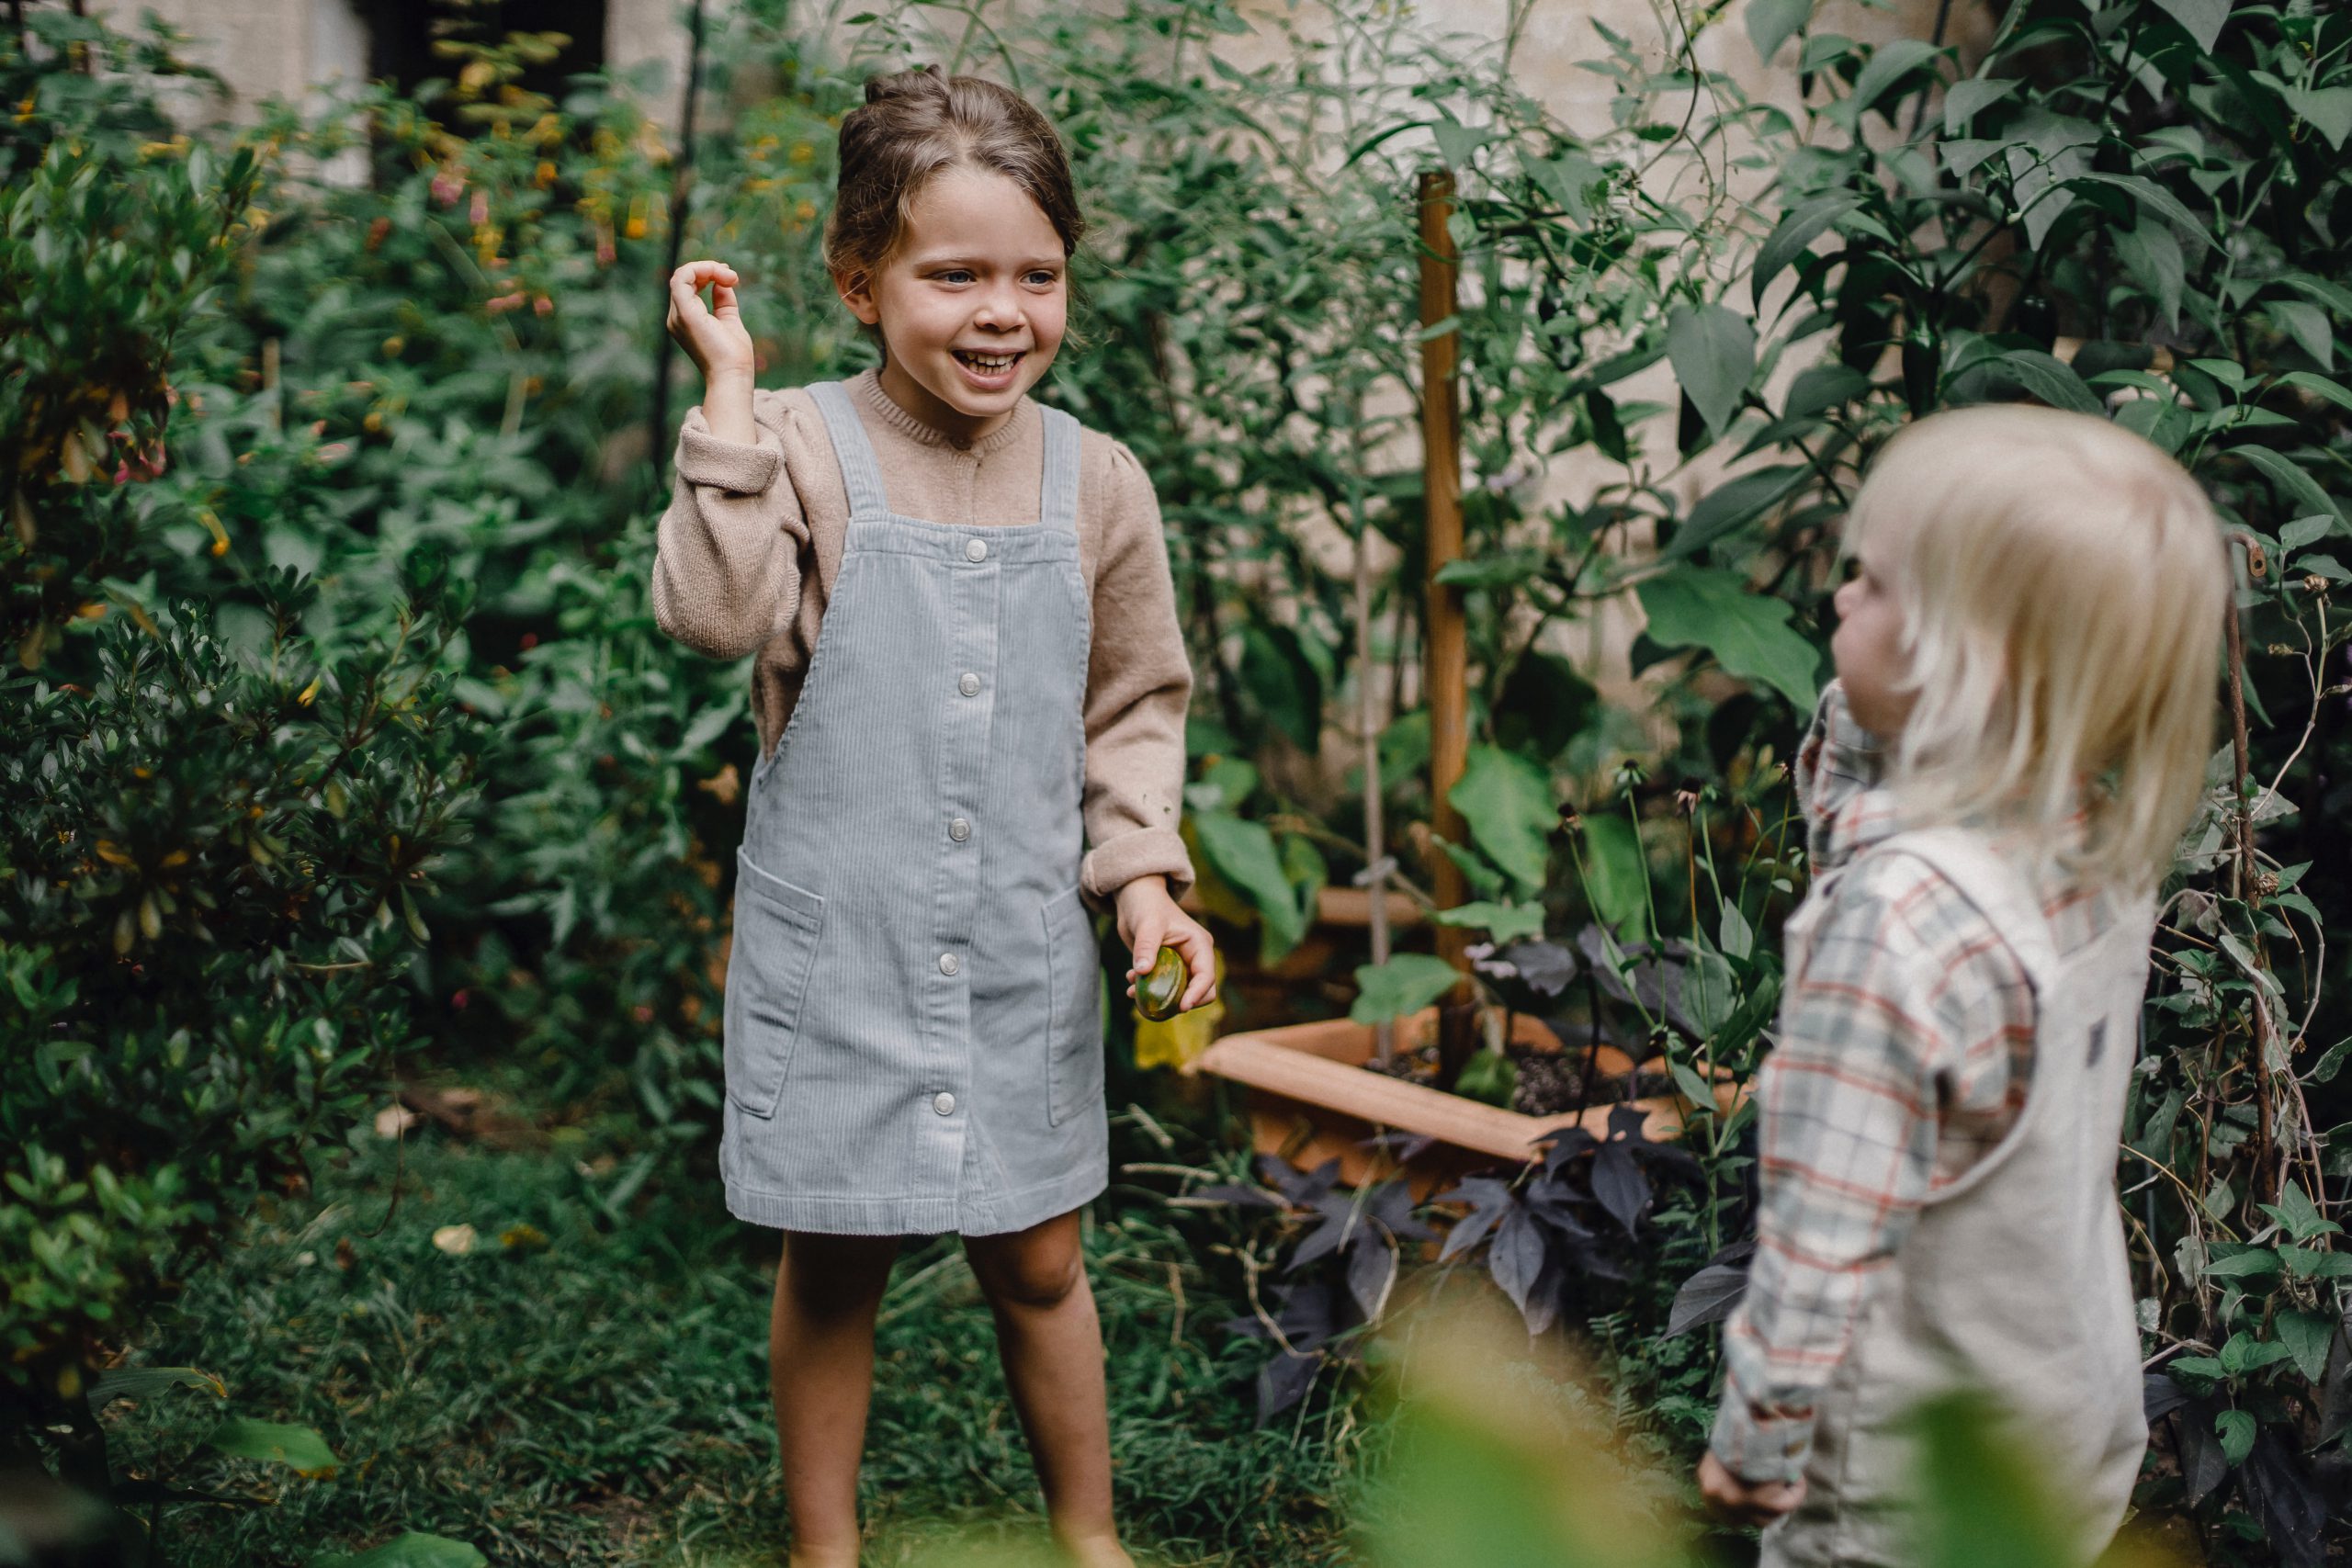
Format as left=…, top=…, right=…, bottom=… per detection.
left=666, top=259, right=755, bottom=382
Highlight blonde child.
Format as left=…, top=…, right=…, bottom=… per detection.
left=1697, top=404, right=2227, bottom=1564
left=652, top=67, right=1215, bottom=1568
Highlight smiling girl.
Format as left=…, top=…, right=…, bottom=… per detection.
left=652, top=66, right=1213, bottom=1568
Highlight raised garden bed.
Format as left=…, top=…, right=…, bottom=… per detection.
left=1188, top=1007, right=1738, bottom=1198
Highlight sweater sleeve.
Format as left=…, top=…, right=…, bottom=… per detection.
left=1077, top=439, right=1196, bottom=902
left=1793, top=678, right=1889, bottom=874
left=651, top=389, right=810, bottom=660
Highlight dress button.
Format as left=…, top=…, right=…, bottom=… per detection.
left=933, top=1091, right=957, bottom=1116
left=938, top=952, right=960, bottom=976
left=965, top=537, right=989, bottom=563
left=949, top=817, right=971, bottom=842
left=958, top=671, right=980, bottom=697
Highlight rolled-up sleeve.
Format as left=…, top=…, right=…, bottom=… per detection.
left=652, top=394, right=808, bottom=660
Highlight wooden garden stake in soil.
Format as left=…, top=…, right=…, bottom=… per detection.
left=1419, top=169, right=1468, bottom=979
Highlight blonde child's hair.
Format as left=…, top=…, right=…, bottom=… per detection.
left=1841, top=403, right=2228, bottom=892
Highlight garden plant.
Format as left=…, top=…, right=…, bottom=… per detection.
left=0, top=0, right=2346, bottom=1562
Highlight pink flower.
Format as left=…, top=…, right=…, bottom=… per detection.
left=431, top=167, right=463, bottom=205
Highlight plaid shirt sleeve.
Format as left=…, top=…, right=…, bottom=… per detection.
left=1708, top=697, right=2035, bottom=1484
left=1793, top=678, right=1892, bottom=874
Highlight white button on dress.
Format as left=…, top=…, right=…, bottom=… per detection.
left=959, top=672, right=981, bottom=696
left=965, top=537, right=989, bottom=562
left=933, top=1091, right=957, bottom=1117
left=938, top=952, right=960, bottom=976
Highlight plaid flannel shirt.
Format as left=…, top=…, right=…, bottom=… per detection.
left=1708, top=682, right=2118, bottom=1484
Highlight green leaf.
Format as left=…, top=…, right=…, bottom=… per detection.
left=1449, top=746, right=1556, bottom=893
left=1835, top=39, right=1946, bottom=126
left=2267, top=300, right=2337, bottom=369
left=1752, top=194, right=1865, bottom=310
left=1193, top=811, right=1309, bottom=961
left=2280, top=371, right=2352, bottom=414
left=1579, top=814, right=1649, bottom=941
left=1667, top=304, right=1756, bottom=436
left=1719, top=897, right=1754, bottom=961
left=1351, top=954, right=1463, bottom=1025
left=2258, top=1181, right=2340, bottom=1242
left=1669, top=1058, right=1718, bottom=1111
left=2071, top=173, right=2216, bottom=252
left=1430, top=117, right=1492, bottom=171
left=1636, top=568, right=1824, bottom=710
left=2215, top=1408, right=2256, bottom=1466
left=307, top=1535, right=490, bottom=1568
left=1746, top=0, right=1813, bottom=63
left=1664, top=466, right=1809, bottom=560
left=2116, top=222, right=2186, bottom=331
left=88, top=1366, right=225, bottom=1411
left=2152, top=0, right=2230, bottom=51
left=2277, top=1311, right=2335, bottom=1384
left=2283, top=85, right=2352, bottom=151
left=1679, top=947, right=1736, bottom=1035
left=2199, top=1248, right=2280, bottom=1280
left=1942, top=77, right=2019, bottom=134
left=1985, top=350, right=2102, bottom=414
left=1431, top=901, right=1548, bottom=943
left=2280, top=515, right=2337, bottom=553
left=2238, top=446, right=2345, bottom=527
left=206, top=1418, right=337, bottom=1477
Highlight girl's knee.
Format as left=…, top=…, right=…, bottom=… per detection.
left=779, top=1231, right=898, bottom=1314
left=967, top=1224, right=1085, bottom=1311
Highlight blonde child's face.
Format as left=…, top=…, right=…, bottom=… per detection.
left=1830, top=535, right=1917, bottom=740
left=842, top=164, right=1068, bottom=443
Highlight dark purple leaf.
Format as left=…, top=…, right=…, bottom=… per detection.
left=2321, top=1317, right=2352, bottom=1447
left=1538, top=1126, right=1598, bottom=1179
left=1667, top=1259, right=1752, bottom=1337
left=1576, top=925, right=1638, bottom=1004
left=1590, top=1141, right=1651, bottom=1235
left=1347, top=1229, right=1398, bottom=1320
left=2174, top=1399, right=2228, bottom=1506
left=1257, top=1350, right=1320, bottom=1425
left=2243, top=1430, right=2325, bottom=1568
left=1287, top=1193, right=1358, bottom=1271
left=1488, top=1204, right=1545, bottom=1315
left=1364, top=1180, right=1437, bottom=1244
left=1605, top=1103, right=1649, bottom=1141
left=1222, top=1314, right=1270, bottom=1341
left=1523, top=1173, right=1598, bottom=1242
left=1501, top=940, right=1578, bottom=996
left=1260, top=1156, right=1342, bottom=1206
left=1194, top=1183, right=1285, bottom=1208
left=2143, top=1371, right=2189, bottom=1425
left=1437, top=1176, right=1517, bottom=1261
left=1520, top=1255, right=1564, bottom=1336
left=1274, top=1283, right=1339, bottom=1351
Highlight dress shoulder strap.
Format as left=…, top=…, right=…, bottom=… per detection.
left=1868, top=824, right=2061, bottom=994
left=806, top=380, right=890, bottom=521
left=1038, top=405, right=1081, bottom=536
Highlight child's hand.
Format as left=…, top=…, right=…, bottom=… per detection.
left=1696, top=1450, right=1804, bottom=1527
left=666, top=259, right=755, bottom=384
left=1112, top=876, right=1217, bottom=1014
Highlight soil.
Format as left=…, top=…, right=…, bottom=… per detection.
left=1364, top=1038, right=1676, bottom=1117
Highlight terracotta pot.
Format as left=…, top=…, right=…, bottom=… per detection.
left=1188, top=1007, right=1738, bottom=1198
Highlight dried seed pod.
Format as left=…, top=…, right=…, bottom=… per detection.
left=1136, top=945, right=1189, bottom=1021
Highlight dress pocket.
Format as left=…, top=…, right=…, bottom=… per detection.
left=724, top=849, right=827, bottom=1119
left=1042, top=885, right=1102, bottom=1127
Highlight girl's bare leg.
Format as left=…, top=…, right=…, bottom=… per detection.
left=770, top=1230, right=901, bottom=1568
left=963, top=1210, right=1132, bottom=1568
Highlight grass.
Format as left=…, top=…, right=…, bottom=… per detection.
left=97, top=1064, right=1377, bottom=1567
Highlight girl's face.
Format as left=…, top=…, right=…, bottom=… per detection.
left=841, top=164, right=1068, bottom=446
left=1830, top=534, right=1917, bottom=740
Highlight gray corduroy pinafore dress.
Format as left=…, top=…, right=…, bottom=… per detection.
left=717, top=379, right=1109, bottom=1237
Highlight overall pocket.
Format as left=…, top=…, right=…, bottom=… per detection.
left=1042, top=885, right=1102, bottom=1126
left=724, top=849, right=827, bottom=1118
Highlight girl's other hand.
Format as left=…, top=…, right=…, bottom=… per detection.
left=1112, top=877, right=1217, bottom=1013
left=1696, top=1451, right=1804, bottom=1528
left=666, top=259, right=755, bottom=383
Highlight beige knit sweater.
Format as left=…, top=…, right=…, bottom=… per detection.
left=652, top=367, right=1195, bottom=901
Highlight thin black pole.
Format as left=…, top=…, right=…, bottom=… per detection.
left=648, top=0, right=709, bottom=488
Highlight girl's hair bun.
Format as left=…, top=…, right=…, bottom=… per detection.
left=864, top=63, right=945, bottom=106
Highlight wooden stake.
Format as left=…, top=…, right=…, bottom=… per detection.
left=1419, top=170, right=1468, bottom=973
